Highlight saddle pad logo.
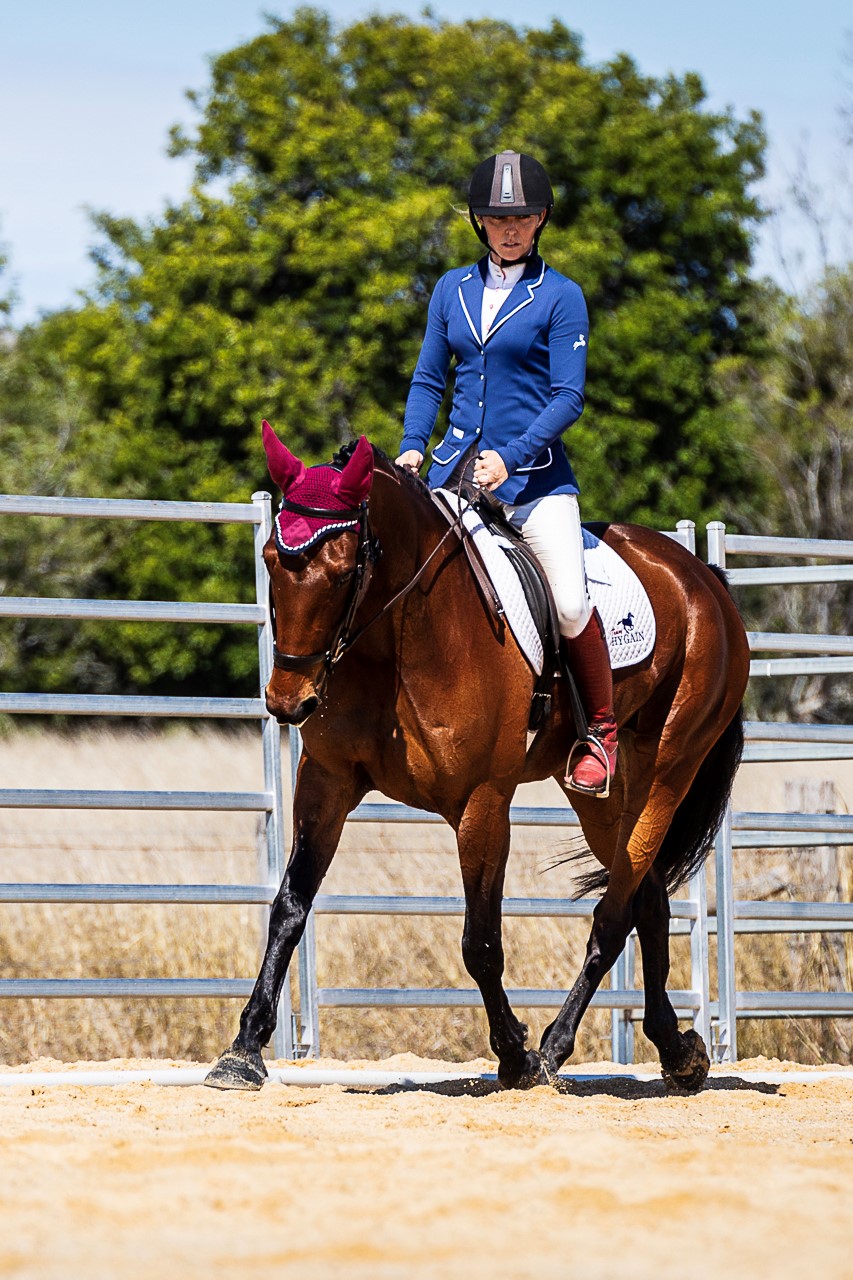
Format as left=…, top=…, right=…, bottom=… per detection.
left=608, top=610, right=648, bottom=653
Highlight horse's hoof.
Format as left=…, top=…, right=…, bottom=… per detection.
left=661, top=1029, right=711, bottom=1095
left=498, top=1049, right=555, bottom=1090
left=204, top=1047, right=268, bottom=1091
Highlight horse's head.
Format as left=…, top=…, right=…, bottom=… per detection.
left=261, top=421, right=376, bottom=725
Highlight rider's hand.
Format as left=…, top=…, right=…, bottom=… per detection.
left=396, top=449, right=424, bottom=472
left=473, top=450, right=509, bottom=491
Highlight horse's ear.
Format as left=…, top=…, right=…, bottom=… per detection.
left=262, top=420, right=306, bottom=494
left=332, top=435, right=374, bottom=505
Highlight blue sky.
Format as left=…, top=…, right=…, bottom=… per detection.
left=1, top=0, right=851, bottom=322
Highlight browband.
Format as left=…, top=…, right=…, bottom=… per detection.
left=280, top=498, right=362, bottom=520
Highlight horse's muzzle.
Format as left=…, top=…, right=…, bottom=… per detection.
left=267, top=693, right=321, bottom=727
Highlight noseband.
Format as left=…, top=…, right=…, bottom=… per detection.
left=269, top=497, right=381, bottom=681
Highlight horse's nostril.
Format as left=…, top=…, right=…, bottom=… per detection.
left=299, top=696, right=321, bottom=722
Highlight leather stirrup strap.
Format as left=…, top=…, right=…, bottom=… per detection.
left=429, top=489, right=503, bottom=622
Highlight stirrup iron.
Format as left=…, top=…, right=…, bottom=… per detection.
left=564, top=734, right=613, bottom=800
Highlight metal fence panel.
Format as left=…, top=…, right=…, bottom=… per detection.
left=707, top=519, right=853, bottom=1060
left=2, top=494, right=851, bottom=1069
left=0, top=488, right=292, bottom=1055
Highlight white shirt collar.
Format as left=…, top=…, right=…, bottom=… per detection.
left=486, top=257, right=526, bottom=290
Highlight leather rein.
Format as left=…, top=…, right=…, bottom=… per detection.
left=270, top=487, right=470, bottom=682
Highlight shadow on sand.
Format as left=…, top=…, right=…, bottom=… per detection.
left=349, top=1074, right=780, bottom=1100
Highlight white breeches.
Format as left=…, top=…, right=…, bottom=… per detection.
left=505, top=493, right=592, bottom=639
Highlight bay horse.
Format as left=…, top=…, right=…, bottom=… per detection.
left=206, top=425, right=749, bottom=1092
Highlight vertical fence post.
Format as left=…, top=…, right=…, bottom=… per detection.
left=676, top=519, right=696, bottom=554
left=688, top=864, right=711, bottom=1050
left=290, top=725, right=321, bottom=1057
left=706, top=520, right=737, bottom=1062
left=678, top=518, right=712, bottom=1047
left=253, top=492, right=293, bottom=1060
left=611, top=938, right=635, bottom=1064
left=712, top=811, right=737, bottom=1062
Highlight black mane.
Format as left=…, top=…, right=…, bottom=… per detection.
left=332, top=439, right=432, bottom=502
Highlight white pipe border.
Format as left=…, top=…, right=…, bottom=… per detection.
left=0, top=1065, right=851, bottom=1089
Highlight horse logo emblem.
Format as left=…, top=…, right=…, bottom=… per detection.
left=573, top=334, right=586, bottom=350
left=609, top=612, right=644, bottom=649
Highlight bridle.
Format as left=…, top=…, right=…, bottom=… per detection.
left=268, top=474, right=472, bottom=693
left=270, top=497, right=380, bottom=685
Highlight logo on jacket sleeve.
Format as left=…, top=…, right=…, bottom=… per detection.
left=573, top=334, right=587, bottom=350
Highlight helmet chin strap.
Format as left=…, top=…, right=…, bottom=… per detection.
left=491, top=250, right=534, bottom=269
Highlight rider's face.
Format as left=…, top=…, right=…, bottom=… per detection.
left=480, top=212, right=546, bottom=262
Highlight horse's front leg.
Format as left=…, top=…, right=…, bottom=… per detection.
left=456, top=784, right=543, bottom=1089
left=206, top=755, right=363, bottom=1090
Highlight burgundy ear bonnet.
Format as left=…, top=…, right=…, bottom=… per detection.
left=262, top=422, right=374, bottom=554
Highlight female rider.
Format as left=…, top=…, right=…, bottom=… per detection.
left=396, top=149, right=617, bottom=795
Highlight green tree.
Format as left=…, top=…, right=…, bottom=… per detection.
left=0, top=321, right=111, bottom=695
left=6, top=9, right=769, bottom=694
left=0, top=245, right=258, bottom=699
left=717, top=266, right=853, bottom=723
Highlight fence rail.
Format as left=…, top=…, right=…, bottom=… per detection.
left=0, top=597, right=264, bottom=624
left=0, top=494, right=258, bottom=523
left=0, top=788, right=272, bottom=811
left=0, top=693, right=265, bottom=718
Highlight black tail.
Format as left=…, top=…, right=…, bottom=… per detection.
left=572, top=704, right=744, bottom=897
left=656, top=704, right=744, bottom=892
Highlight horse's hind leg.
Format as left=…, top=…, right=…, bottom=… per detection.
left=537, top=857, right=637, bottom=1079
left=206, top=756, right=362, bottom=1090
left=632, top=868, right=710, bottom=1092
left=456, top=784, right=542, bottom=1089
left=539, top=717, right=726, bottom=1080
left=537, top=735, right=684, bottom=1076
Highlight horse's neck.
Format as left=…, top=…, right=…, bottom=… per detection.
left=372, top=468, right=448, bottom=574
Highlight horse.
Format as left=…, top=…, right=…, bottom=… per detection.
left=206, top=424, right=750, bottom=1092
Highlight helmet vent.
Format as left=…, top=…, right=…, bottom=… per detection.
left=500, top=163, right=514, bottom=203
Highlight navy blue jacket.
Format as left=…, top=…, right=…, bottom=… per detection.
left=401, top=255, right=589, bottom=503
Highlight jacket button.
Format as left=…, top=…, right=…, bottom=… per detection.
left=478, top=401, right=483, bottom=407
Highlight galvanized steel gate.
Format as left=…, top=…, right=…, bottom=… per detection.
left=1, top=492, right=852, bottom=1065
left=706, top=523, right=853, bottom=1060
left=0, top=491, right=292, bottom=1058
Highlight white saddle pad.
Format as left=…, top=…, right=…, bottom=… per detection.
left=581, top=527, right=656, bottom=669
left=435, top=491, right=655, bottom=674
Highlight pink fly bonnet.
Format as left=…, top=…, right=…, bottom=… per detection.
left=262, top=421, right=374, bottom=554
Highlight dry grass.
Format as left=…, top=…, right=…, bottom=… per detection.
left=0, top=726, right=850, bottom=1067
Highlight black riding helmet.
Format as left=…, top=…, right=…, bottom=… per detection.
left=468, top=149, right=554, bottom=261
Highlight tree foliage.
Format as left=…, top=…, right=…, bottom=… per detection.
left=717, top=266, right=853, bottom=722
left=2, top=9, right=770, bottom=695
left=0, top=259, right=256, bottom=698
